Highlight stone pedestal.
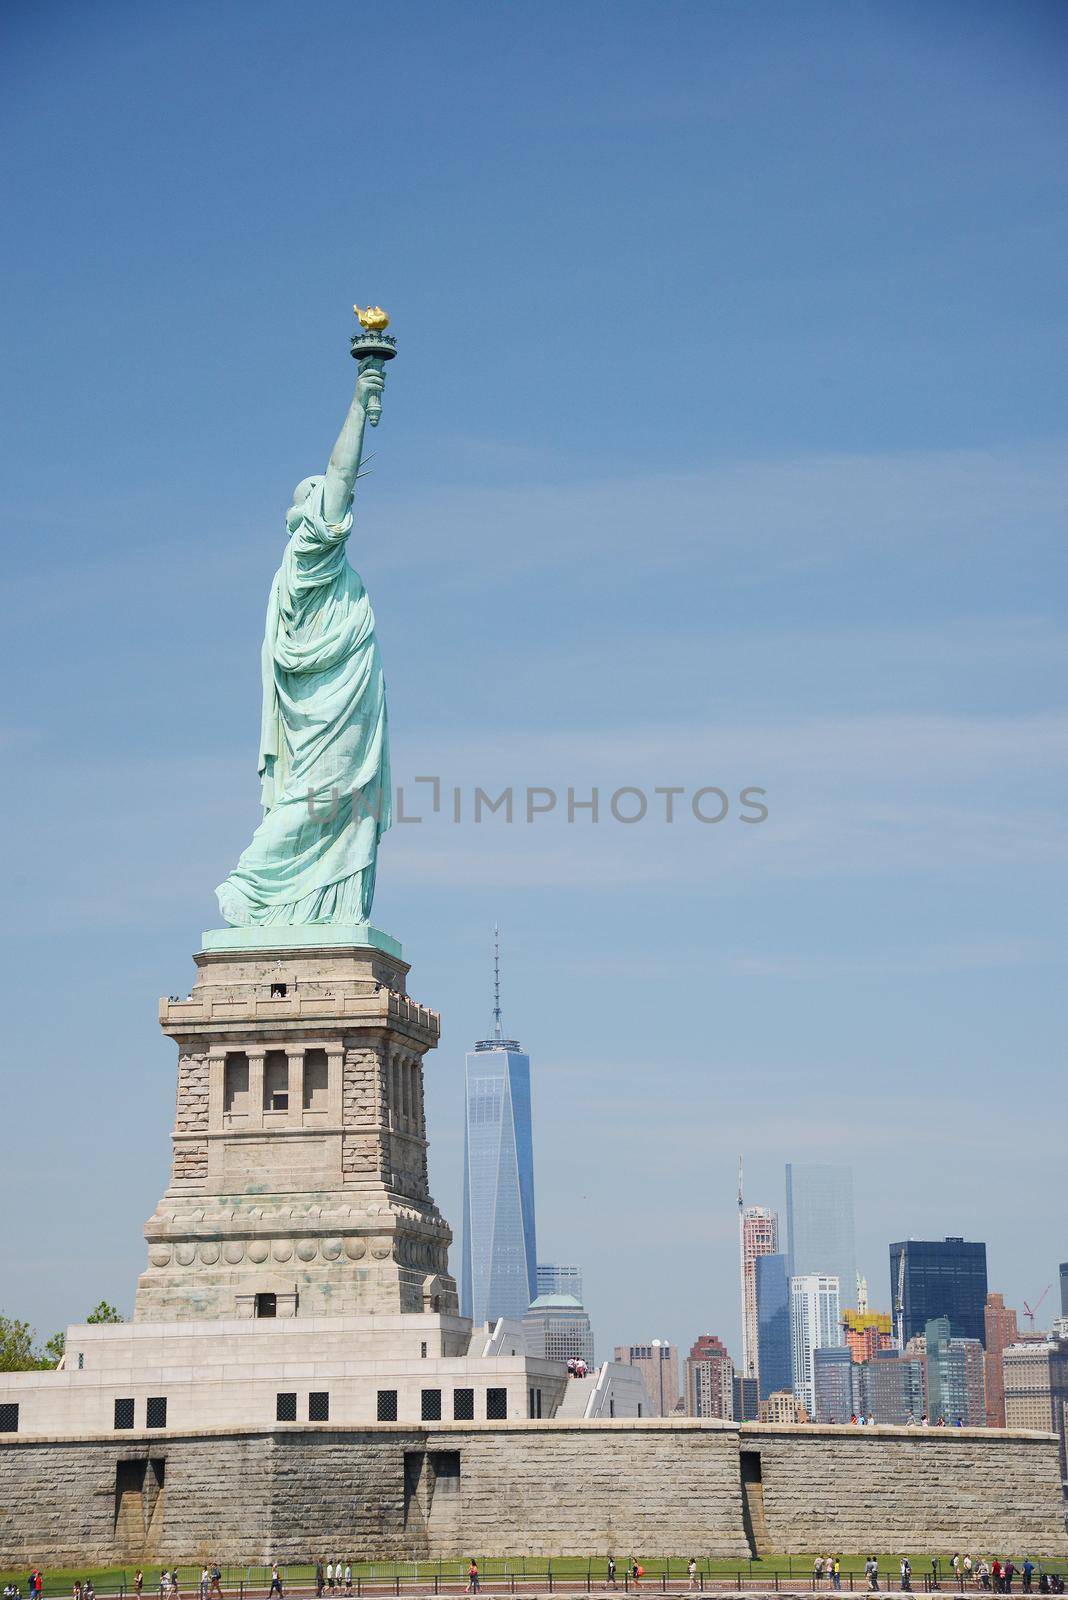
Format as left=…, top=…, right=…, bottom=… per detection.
left=135, top=932, right=457, bottom=1321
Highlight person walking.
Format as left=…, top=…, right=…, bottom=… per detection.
left=632, top=1563, right=643, bottom=1590
left=901, top=1560, right=912, bottom=1593
left=466, top=1562, right=480, bottom=1595
left=688, top=1561, right=698, bottom=1592
left=135, top=1574, right=144, bottom=1599
left=1004, top=1563, right=1016, bottom=1594
left=1022, top=1562, right=1034, bottom=1594
left=607, top=1559, right=617, bottom=1590
left=815, top=1559, right=825, bottom=1588
left=833, top=1560, right=842, bottom=1591
left=866, top=1556, right=880, bottom=1592
left=209, top=1568, right=222, bottom=1600
left=268, top=1567, right=283, bottom=1599
left=344, top=1568, right=352, bottom=1596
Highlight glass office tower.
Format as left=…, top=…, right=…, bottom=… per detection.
left=460, top=937, right=537, bottom=1327
left=756, top=1252, right=793, bottom=1399
left=889, top=1237, right=988, bottom=1347
left=785, top=1163, right=857, bottom=1309
left=537, top=1264, right=583, bottom=1299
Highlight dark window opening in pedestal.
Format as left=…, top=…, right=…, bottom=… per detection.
left=486, top=1386, right=507, bottom=1419
left=309, top=1390, right=329, bottom=1421
left=0, top=1403, right=18, bottom=1432
left=146, top=1396, right=167, bottom=1429
left=453, top=1388, right=474, bottom=1420
left=114, top=1397, right=135, bottom=1429
left=527, top=1387, right=542, bottom=1418
left=377, top=1388, right=398, bottom=1421
left=421, top=1388, right=442, bottom=1421
left=224, top=1052, right=249, bottom=1115
left=270, top=982, right=287, bottom=998
left=256, top=1293, right=277, bottom=1318
left=264, top=1050, right=288, bottom=1111
left=276, top=1391, right=297, bottom=1421
left=303, top=1048, right=328, bottom=1111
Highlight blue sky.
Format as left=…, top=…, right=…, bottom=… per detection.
left=2, top=0, right=1066, bottom=1360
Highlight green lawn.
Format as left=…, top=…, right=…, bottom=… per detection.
left=2, top=1558, right=1065, bottom=1598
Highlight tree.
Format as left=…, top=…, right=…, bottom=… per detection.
left=0, top=1314, right=45, bottom=1371
left=86, top=1301, right=123, bottom=1324
left=0, top=1302, right=123, bottom=1371
left=43, top=1331, right=66, bottom=1364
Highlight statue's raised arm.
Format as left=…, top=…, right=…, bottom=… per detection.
left=323, top=362, right=385, bottom=525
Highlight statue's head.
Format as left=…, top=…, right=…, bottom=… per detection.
left=286, top=475, right=324, bottom=532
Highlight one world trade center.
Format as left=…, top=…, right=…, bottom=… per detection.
left=460, top=930, right=538, bottom=1326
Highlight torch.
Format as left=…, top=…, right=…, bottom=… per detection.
left=351, top=304, right=396, bottom=427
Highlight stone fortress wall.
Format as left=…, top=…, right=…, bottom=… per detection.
left=0, top=1419, right=1064, bottom=1565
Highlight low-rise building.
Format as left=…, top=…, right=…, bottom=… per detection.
left=684, top=1334, right=734, bottom=1420
left=924, top=1317, right=986, bottom=1426
left=1004, top=1334, right=1068, bottom=1477
left=814, top=1344, right=855, bottom=1422
left=523, top=1293, right=594, bottom=1367
left=759, top=1388, right=808, bottom=1423
left=612, top=1339, right=680, bottom=1416
left=843, top=1308, right=894, bottom=1364
left=984, top=1292, right=1019, bottom=1428
left=854, top=1348, right=926, bottom=1425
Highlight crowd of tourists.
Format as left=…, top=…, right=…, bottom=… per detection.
left=6, top=1558, right=1067, bottom=1600
left=313, top=1561, right=356, bottom=1596
left=807, top=1555, right=1065, bottom=1595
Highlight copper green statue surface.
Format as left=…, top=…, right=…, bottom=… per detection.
left=215, top=334, right=392, bottom=928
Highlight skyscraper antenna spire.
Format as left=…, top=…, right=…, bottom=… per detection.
left=493, top=923, right=503, bottom=1042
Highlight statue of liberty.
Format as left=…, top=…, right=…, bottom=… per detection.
left=216, top=332, right=391, bottom=928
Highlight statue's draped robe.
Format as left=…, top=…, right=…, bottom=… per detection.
left=216, top=480, right=390, bottom=927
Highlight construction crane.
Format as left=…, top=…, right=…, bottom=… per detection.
left=1022, top=1284, right=1052, bottom=1331
left=894, top=1246, right=907, bottom=1351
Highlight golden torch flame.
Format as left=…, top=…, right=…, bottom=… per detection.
left=354, top=304, right=390, bottom=332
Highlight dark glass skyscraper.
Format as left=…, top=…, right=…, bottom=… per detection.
left=889, top=1237, right=988, bottom=1347
left=460, top=933, right=537, bottom=1327
left=756, top=1252, right=793, bottom=1399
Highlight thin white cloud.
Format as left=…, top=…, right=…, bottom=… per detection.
left=370, top=441, right=1068, bottom=579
